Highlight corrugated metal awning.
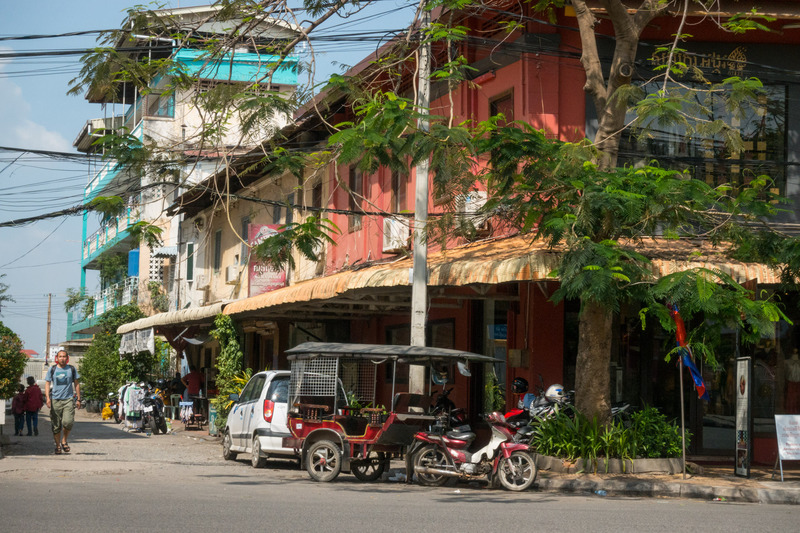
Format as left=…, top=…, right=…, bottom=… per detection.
left=116, top=302, right=225, bottom=334
left=223, top=235, right=782, bottom=318
left=152, top=245, right=178, bottom=258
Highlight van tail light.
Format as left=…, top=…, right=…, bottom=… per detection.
left=263, top=399, right=275, bottom=422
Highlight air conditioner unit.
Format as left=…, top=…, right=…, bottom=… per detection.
left=225, top=265, right=239, bottom=285
left=382, top=217, right=409, bottom=253
left=457, top=190, right=489, bottom=230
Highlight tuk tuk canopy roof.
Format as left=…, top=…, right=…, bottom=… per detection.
left=285, top=342, right=500, bottom=364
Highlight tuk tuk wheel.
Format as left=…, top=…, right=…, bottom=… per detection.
left=251, top=436, right=267, bottom=468
left=222, top=430, right=238, bottom=461
left=306, top=440, right=342, bottom=482
left=413, top=445, right=449, bottom=487
left=497, top=451, right=537, bottom=491
left=351, top=452, right=386, bottom=482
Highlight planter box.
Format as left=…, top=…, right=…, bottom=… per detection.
left=534, top=454, right=683, bottom=474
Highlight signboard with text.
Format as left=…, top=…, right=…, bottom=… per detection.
left=775, top=415, right=800, bottom=461
left=735, top=357, right=752, bottom=478
left=248, top=223, right=287, bottom=297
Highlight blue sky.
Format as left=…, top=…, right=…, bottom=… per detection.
left=0, top=0, right=415, bottom=355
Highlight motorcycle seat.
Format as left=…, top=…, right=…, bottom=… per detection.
left=445, top=430, right=476, bottom=442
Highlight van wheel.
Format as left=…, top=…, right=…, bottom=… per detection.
left=222, top=431, right=238, bottom=461
left=306, top=440, right=341, bottom=482
left=251, top=436, right=267, bottom=468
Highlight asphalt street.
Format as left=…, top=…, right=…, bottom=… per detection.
left=1, top=410, right=799, bottom=532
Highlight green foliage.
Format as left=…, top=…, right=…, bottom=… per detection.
left=129, top=221, right=164, bottom=250
left=210, top=314, right=245, bottom=429
left=252, top=216, right=340, bottom=270
left=88, top=196, right=126, bottom=220
left=0, top=273, right=14, bottom=314
left=96, top=253, right=128, bottom=287
left=148, top=281, right=169, bottom=313
left=64, top=287, right=85, bottom=313
left=78, top=304, right=147, bottom=399
left=484, top=369, right=505, bottom=412
left=530, top=406, right=688, bottom=468
left=0, top=321, right=25, bottom=399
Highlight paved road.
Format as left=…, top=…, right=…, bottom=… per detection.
left=2, top=411, right=799, bottom=532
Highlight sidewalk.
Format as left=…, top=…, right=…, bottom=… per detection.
left=534, top=460, right=800, bottom=505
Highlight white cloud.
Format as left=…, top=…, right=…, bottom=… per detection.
left=0, top=48, right=72, bottom=152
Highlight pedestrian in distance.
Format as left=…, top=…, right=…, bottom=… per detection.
left=23, top=375, right=44, bottom=436
left=11, top=384, right=25, bottom=436
left=181, top=365, right=203, bottom=398
left=45, top=350, right=82, bottom=455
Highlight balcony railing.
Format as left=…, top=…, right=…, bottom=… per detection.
left=69, top=277, right=140, bottom=324
left=83, top=206, right=141, bottom=263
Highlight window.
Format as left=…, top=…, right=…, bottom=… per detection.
left=213, top=230, right=222, bottom=271
left=267, top=376, right=289, bottom=403
left=186, top=242, right=194, bottom=282
left=348, top=167, right=363, bottom=232
left=391, top=170, right=408, bottom=212
left=240, top=217, right=250, bottom=264
left=619, top=82, right=787, bottom=195
left=145, top=91, right=175, bottom=118
left=273, top=203, right=282, bottom=225
left=312, top=182, right=322, bottom=211
left=490, top=91, right=514, bottom=126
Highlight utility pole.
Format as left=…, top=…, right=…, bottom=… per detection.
left=409, top=9, right=431, bottom=395
left=45, top=293, right=52, bottom=365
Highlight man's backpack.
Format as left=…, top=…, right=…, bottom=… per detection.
left=48, top=364, right=77, bottom=383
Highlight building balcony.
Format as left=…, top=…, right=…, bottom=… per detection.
left=82, top=206, right=141, bottom=268
left=66, top=277, right=139, bottom=339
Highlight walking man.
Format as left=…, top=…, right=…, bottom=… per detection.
left=23, top=376, right=44, bottom=436
left=45, top=350, right=81, bottom=455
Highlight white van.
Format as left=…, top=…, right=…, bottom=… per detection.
left=222, top=370, right=295, bottom=467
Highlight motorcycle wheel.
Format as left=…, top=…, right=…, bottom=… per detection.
left=148, top=416, right=160, bottom=435
left=157, top=416, right=168, bottom=434
left=113, top=411, right=121, bottom=424
left=306, top=440, right=341, bottom=482
left=222, top=430, right=238, bottom=461
left=251, top=436, right=267, bottom=468
left=413, top=445, right=449, bottom=487
left=351, top=452, right=386, bottom=482
left=497, top=451, right=537, bottom=491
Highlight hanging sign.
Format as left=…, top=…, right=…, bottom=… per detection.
left=735, top=357, right=752, bottom=478
left=248, top=223, right=287, bottom=297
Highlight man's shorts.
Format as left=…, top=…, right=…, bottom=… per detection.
left=50, top=399, right=75, bottom=433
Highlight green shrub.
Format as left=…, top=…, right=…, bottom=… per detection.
left=529, top=405, right=689, bottom=468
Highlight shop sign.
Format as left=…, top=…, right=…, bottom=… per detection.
left=735, top=357, right=752, bottom=478
left=248, top=223, right=287, bottom=297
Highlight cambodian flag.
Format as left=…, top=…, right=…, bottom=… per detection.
left=681, top=347, right=710, bottom=401
left=669, top=305, right=710, bottom=402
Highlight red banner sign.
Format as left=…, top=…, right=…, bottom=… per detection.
left=248, top=223, right=286, bottom=297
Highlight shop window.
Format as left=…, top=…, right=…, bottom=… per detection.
left=619, top=83, right=787, bottom=196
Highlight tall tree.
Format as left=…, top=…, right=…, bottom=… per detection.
left=0, top=321, right=25, bottom=399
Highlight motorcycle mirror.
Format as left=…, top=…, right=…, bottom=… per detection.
left=431, top=367, right=448, bottom=385
left=457, top=361, right=471, bottom=377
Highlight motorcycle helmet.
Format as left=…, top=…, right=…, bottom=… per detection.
left=544, top=384, right=566, bottom=403
left=512, top=377, right=529, bottom=394
left=156, top=379, right=167, bottom=390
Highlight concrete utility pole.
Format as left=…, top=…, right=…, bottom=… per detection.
left=409, top=9, right=431, bottom=395
left=45, top=293, right=52, bottom=364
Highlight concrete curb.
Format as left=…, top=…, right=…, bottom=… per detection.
left=536, top=476, right=800, bottom=505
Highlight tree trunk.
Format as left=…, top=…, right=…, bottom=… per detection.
left=574, top=300, right=613, bottom=424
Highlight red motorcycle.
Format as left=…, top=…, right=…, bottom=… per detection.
left=408, top=411, right=537, bottom=491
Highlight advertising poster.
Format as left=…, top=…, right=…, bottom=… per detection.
left=735, top=357, right=752, bottom=478
left=248, top=223, right=286, bottom=297
left=775, top=415, right=800, bottom=460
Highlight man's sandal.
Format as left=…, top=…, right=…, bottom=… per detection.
left=61, top=443, right=70, bottom=453
left=55, top=445, right=63, bottom=455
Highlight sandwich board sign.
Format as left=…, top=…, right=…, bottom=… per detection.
left=774, top=415, right=800, bottom=482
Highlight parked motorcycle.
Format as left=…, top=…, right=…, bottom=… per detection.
left=140, top=382, right=168, bottom=435
left=410, top=411, right=537, bottom=491
left=102, top=392, right=121, bottom=424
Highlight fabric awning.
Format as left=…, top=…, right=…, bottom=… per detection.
left=116, top=302, right=225, bottom=335
left=223, top=234, right=781, bottom=317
